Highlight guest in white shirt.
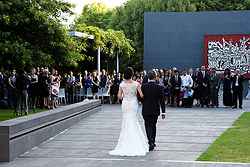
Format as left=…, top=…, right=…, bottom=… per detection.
left=181, top=70, right=193, bottom=107
left=181, top=71, right=193, bottom=88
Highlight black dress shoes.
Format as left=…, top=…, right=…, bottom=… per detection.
left=149, top=145, right=155, bottom=151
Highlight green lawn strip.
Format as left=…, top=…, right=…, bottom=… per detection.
left=0, top=109, right=47, bottom=122
left=197, top=112, right=250, bottom=163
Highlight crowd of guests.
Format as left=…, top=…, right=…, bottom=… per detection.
left=0, top=68, right=61, bottom=115
left=0, top=66, right=249, bottom=116
left=145, top=66, right=248, bottom=109
left=0, top=68, right=124, bottom=116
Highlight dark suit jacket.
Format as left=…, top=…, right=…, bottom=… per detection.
left=142, top=75, right=148, bottom=84
left=141, top=81, right=166, bottom=116
left=170, top=75, right=182, bottom=90
left=197, top=71, right=210, bottom=85
left=231, top=75, right=244, bottom=91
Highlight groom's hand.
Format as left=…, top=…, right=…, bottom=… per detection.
left=161, top=114, right=166, bottom=120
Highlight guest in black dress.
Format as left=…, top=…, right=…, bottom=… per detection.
left=66, top=71, right=75, bottom=104
left=192, top=68, right=200, bottom=106
left=40, top=69, right=50, bottom=108
left=163, top=70, right=171, bottom=105
left=169, top=70, right=182, bottom=107
left=29, top=68, right=38, bottom=111
left=223, top=68, right=233, bottom=107
left=91, top=71, right=99, bottom=99
left=110, top=73, right=122, bottom=104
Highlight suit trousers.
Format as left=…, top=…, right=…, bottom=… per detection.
left=143, top=115, right=158, bottom=146
left=16, top=90, right=28, bottom=114
left=233, top=87, right=243, bottom=108
left=210, top=88, right=219, bottom=107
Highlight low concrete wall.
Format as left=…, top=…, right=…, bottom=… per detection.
left=0, top=100, right=101, bottom=162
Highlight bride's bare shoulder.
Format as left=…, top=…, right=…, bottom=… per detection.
left=132, top=80, right=140, bottom=86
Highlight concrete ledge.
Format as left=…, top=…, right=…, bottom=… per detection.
left=0, top=100, right=101, bottom=162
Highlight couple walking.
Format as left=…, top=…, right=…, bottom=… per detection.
left=109, top=67, right=166, bottom=156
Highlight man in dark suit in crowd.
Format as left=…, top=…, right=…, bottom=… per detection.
left=209, top=68, right=220, bottom=107
left=197, top=66, right=210, bottom=107
left=15, top=70, right=30, bottom=116
left=141, top=71, right=166, bottom=151
left=170, top=70, right=182, bottom=107
left=232, top=69, right=244, bottom=109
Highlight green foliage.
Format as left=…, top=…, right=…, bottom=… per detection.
left=74, top=2, right=135, bottom=71
left=74, top=23, right=134, bottom=70
left=75, top=2, right=113, bottom=30
left=192, top=0, right=248, bottom=11
left=0, top=0, right=81, bottom=70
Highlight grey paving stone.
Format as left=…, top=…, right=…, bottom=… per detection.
left=0, top=101, right=249, bottom=167
left=1, top=158, right=250, bottom=167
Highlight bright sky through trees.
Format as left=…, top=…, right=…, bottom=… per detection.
left=63, top=0, right=127, bottom=25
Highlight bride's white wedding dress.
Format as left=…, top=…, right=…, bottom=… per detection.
left=109, top=81, right=149, bottom=156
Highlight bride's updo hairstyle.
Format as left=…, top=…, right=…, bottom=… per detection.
left=124, top=67, right=134, bottom=80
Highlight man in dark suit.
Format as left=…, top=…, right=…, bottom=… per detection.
left=197, top=66, right=210, bottom=107
left=232, top=69, right=244, bottom=109
left=15, top=70, right=30, bottom=116
left=170, top=70, right=182, bottom=107
left=141, top=71, right=166, bottom=151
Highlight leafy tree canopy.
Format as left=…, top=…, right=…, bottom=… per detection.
left=75, top=2, right=113, bottom=30
left=74, top=24, right=134, bottom=61
left=74, top=3, right=135, bottom=71
left=0, top=0, right=81, bottom=70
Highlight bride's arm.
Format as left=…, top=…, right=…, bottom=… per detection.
left=137, top=84, right=144, bottom=98
left=117, top=87, right=123, bottom=100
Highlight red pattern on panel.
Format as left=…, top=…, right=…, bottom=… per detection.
left=204, top=34, right=250, bottom=72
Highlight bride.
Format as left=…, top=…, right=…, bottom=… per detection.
left=109, top=67, right=149, bottom=156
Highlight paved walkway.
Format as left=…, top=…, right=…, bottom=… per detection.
left=1, top=102, right=250, bottom=167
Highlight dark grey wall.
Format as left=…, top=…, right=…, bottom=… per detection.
left=144, top=11, right=250, bottom=70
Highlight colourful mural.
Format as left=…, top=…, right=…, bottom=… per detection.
left=204, top=34, right=250, bottom=71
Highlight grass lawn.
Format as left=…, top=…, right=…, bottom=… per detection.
left=0, top=108, right=46, bottom=122
left=198, top=112, right=250, bottom=163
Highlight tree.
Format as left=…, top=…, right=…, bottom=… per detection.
left=0, top=0, right=82, bottom=70
left=74, top=23, right=135, bottom=71
left=192, top=0, right=247, bottom=11
left=75, top=2, right=113, bottom=30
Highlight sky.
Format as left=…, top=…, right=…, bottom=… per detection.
left=63, top=0, right=127, bottom=25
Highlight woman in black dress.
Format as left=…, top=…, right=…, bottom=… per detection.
left=91, top=71, right=99, bottom=99
left=29, top=68, right=38, bottom=111
left=223, top=68, right=233, bottom=107
left=110, top=73, right=122, bottom=104
left=39, top=69, right=50, bottom=108
left=163, top=69, right=171, bottom=105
